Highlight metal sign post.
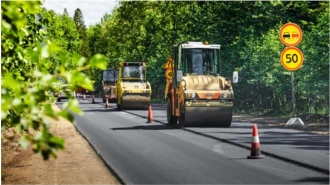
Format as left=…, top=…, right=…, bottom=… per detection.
left=279, top=22, right=304, bottom=126
left=291, top=71, right=296, bottom=118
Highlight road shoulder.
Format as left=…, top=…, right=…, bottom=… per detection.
left=1, top=103, right=121, bottom=184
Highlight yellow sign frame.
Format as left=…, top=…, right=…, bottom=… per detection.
left=279, top=23, right=303, bottom=47
left=280, top=47, right=304, bottom=71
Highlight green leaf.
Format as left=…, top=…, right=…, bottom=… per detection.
left=59, top=111, right=74, bottom=123
left=34, top=131, right=43, bottom=141
left=77, top=57, right=87, bottom=67
left=48, top=42, right=61, bottom=54
left=18, top=138, right=30, bottom=149
left=49, top=137, right=65, bottom=149
left=68, top=99, right=83, bottom=115
left=41, top=45, right=49, bottom=58
left=43, top=104, right=57, bottom=119
left=89, top=54, right=107, bottom=70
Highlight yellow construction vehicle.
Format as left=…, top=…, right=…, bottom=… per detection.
left=164, top=41, right=238, bottom=127
left=116, top=62, right=151, bottom=110
left=102, top=68, right=119, bottom=103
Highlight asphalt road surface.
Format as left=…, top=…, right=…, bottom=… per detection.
left=57, top=97, right=329, bottom=184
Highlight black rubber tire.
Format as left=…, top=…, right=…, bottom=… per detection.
left=117, top=99, right=122, bottom=111
left=167, top=98, right=177, bottom=124
left=116, top=100, right=120, bottom=110
left=179, top=105, right=185, bottom=128
left=120, top=100, right=124, bottom=110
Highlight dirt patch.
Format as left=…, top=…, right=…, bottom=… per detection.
left=1, top=104, right=121, bottom=185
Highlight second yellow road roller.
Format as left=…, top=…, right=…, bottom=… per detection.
left=116, top=62, right=152, bottom=110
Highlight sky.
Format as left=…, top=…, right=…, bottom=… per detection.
left=43, top=0, right=119, bottom=27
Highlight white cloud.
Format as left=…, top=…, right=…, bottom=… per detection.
left=43, top=0, right=119, bottom=27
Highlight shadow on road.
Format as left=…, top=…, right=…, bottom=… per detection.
left=80, top=109, right=117, bottom=112
left=200, top=125, right=329, bottom=151
left=293, top=177, right=329, bottom=184
left=111, top=124, right=178, bottom=131
left=260, top=131, right=329, bottom=151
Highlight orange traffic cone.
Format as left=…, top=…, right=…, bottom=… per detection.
left=247, top=124, right=264, bottom=159
left=83, top=93, right=86, bottom=100
left=92, top=94, right=95, bottom=104
left=146, top=105, right=153, bottom=123
left=105, top=97, right=108, bottom=108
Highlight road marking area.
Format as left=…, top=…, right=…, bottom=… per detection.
left=213, top=144, right=225, bottom=155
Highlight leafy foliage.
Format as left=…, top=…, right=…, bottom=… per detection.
left=86, top=1, right=328, bottom=117
left=1, top=1, right=107, bottom=160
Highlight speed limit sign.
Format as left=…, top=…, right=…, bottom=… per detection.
left=280, top=47, right=304, bottom=71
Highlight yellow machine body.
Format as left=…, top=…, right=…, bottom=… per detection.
left=164, top=42, right=234, bottom=127
left=102, top=69, right=118, bottom=103
left=102, top=83, right=117, bottom=102
left=116, top=62, right=151, bottom=110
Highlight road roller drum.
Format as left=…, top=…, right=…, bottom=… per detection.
left=121, top=94, right=150, bottom=110
left=181, top=101, right=233, bottom=127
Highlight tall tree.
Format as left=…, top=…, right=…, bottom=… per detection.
left=73, top=8, right=89, bottom=58
left=63, top=8, right=69, bottom=16
left=43, top=8, right=81, bottom=73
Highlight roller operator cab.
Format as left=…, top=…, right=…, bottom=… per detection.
left=164, top=41, right=238, bottom=128
left=116, top=62, right=152, bottom=110
left=102, top=68, right=119, bottom=103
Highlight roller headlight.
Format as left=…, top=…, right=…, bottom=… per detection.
left=185, top=91, right=196, bottom=98
left=220, top=92, right=234, bottom=99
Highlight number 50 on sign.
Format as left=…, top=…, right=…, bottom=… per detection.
left=280, top=47, right=304, bottom=71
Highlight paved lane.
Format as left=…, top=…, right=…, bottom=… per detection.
left=122, top=103, right=329, bottom=173
left=56, top=99, right=329, bottom=184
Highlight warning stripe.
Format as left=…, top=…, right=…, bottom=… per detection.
left=252, top=136, right=260, bottom=143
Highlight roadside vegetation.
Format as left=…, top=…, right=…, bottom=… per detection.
left=1, top=1, right=107, bottom=159
left=90, top=1, right=328, bottom=118
left=1, top=1, right=328, bottom=159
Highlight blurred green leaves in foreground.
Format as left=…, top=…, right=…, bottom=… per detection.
left=1, top=1, right=107, bottom=160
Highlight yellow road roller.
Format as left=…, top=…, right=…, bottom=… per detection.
left=116, top=62, right=151, bottom=110
left=164, top=41, right=238, bottom=128
left=102, top=68, right=119, bottom=103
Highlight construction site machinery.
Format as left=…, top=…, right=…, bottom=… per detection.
left=102, top=68, right=119, bottom=103
left=164, top=41, right=238, bottom=128
left=116, top=62, right=151, bottom=110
